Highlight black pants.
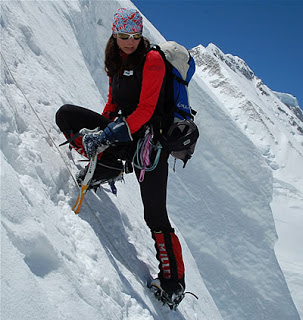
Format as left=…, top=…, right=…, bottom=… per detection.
left=55, top=104, right=173, bottom=232
left=55, top=104, right=110, bottom=138
left=134, top=152, right=173, bottom=232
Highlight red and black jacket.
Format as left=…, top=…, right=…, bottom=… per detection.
left=102, top=49, right=173, bottom=138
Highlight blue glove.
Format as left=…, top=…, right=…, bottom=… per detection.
left=83, top=117, right=132, bottom=158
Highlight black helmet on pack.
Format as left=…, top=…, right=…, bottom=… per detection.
left=163, top=119, right=199, bottom=168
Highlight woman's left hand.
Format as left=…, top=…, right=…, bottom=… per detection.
left=82, top=117, right=132, bottom=158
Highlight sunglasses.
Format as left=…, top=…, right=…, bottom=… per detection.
left=116, top=32, right=142, bottom=40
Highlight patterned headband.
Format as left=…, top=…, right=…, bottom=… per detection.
left=112, top=8, right=143, bottom=34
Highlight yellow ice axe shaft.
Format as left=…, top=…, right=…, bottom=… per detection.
left=72, top=155, right=97, bottom=214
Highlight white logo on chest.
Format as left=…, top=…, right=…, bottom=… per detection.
left=123, top=70, right=134, bottom=76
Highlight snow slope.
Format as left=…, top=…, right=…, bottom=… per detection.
left=1, top=1, right=301, bottom=319
left=191, top=43, right=303, bottom=317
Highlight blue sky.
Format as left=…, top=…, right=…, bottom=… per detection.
left=132, top=0, right=303, bottom=109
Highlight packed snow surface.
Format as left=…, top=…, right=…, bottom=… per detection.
left=1, top=1, right=302, bottom=320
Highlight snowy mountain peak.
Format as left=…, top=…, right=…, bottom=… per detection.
left=191, top=43, right=255, bottom=81
left=191, top=42, right=303, bottom=141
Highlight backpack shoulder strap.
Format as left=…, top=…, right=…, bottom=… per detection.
left=148, top=44, right=172, bottom=71
left=146, top=44, right=175, bottom=134
left=148, top=44, right=165, bottom=58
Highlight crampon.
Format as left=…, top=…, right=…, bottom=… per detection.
left=149, top=280, right=198, bottom=310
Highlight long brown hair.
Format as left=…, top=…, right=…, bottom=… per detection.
left=104, top=35, right=150, bottom=77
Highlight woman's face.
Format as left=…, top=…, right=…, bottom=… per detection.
left=114, top=33, right=141, bottom=55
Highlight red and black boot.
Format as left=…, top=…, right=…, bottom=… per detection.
left=149, top=230, right=186, bottom=309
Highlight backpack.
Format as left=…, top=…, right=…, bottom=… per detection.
left=150, top=41, right=199, bottom=167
